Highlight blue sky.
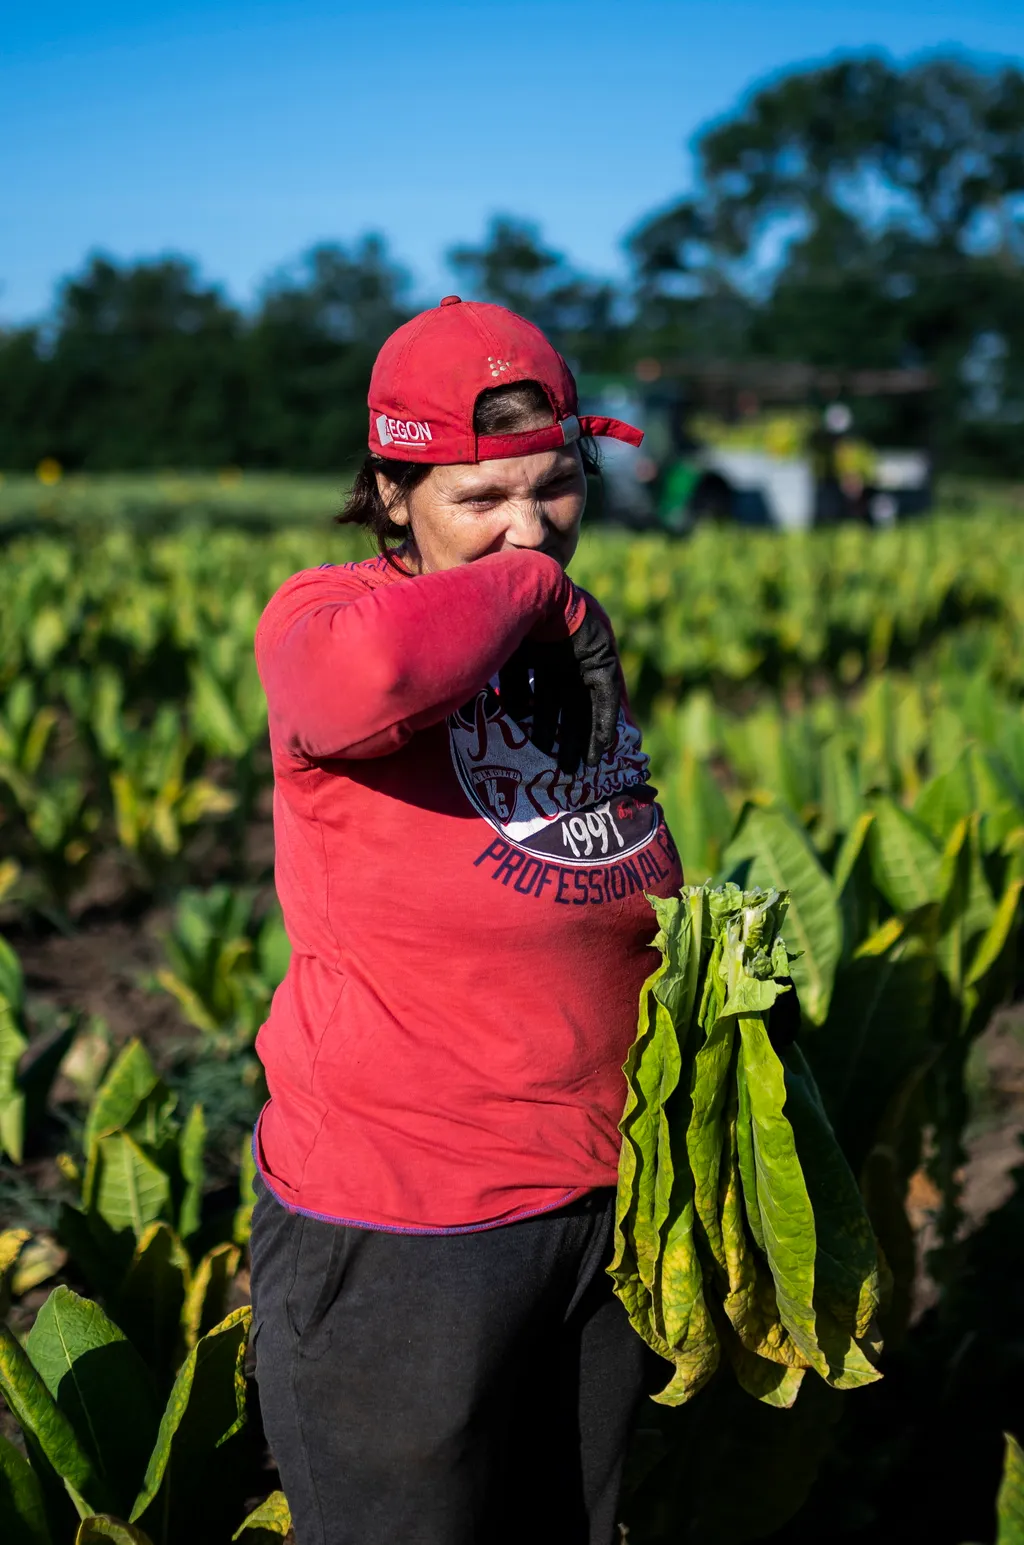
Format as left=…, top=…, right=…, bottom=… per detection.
left=2, top=0, right=1022, bottom=323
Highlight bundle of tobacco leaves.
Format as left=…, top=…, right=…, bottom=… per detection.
left=609, top=883, right=885, bottom=1408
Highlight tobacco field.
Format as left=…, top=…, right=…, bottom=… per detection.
left=2, top=481, right=1024, bottom=1543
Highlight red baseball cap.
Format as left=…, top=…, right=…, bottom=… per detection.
left=367, top=296, right=643, bottom=464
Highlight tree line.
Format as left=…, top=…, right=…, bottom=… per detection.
left=2, top=53, right=1022, bottom=475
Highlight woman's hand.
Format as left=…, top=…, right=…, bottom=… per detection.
left=499, top=606, right=622, bottom=774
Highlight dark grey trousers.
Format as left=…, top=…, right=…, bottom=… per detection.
left=249, top=1177, right=653, bottom=1545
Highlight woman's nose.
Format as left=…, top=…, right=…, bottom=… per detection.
left=504, top=500, right=548, bottom=549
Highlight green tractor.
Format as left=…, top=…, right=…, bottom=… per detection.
left=579, top=362, right=933, bottom=533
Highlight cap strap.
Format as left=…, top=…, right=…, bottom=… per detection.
left=578, top=415, right=644, bottom=448
left=476, top=414, right=643, bottom=461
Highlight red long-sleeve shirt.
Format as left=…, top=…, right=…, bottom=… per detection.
left=253, top=549, right=682, bottom=1232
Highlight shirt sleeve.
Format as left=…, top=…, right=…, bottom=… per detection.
left=255, top=551, right=587, bottom=761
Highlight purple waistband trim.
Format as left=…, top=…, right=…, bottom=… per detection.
left=250, top=1127, right=586, bottom=1236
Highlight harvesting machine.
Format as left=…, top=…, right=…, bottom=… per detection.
left=581, top=360, right=934, bottom=533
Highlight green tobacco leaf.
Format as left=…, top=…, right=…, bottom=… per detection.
left=0, top=934, right=25, bottom=1011
left=181, top=1244, right=240, bottom=1351
left=938, top=815, right=995, bottom=940
left=969, top=746, right=1024, bottom=854
left=915, top=746, right=1024, bottom=857
left=131, top=1307, right=251, bottom=1535
left=189, top=668, right=248, bottom=760
left=997, top=1433, right=1024, bottom=1545
left=868, top=796, right=941, bottom=913
left=610, top=892, right=719, bottom=1401
left=806, top=930, right=935, bottom=1173
left=75, top=1519, right=154, bottom=1545
left=687, top=888, right=792, bottom=1277
left=56, top=1204, right=134, bottom=1303
left=833, top=809, right=874, bottom=898
left=650, top=897, right=720, bottom=1402
left=232, top=1491, right=292, bottom=1540
left=720, top=1323, right=806, bottom=1409
left=719, top=1100, right=808, bottom=1376
left=177, top=1104, right=205, bottom=1241
left=833, top=810, right=877, bottom=962
left=0, top=1430, right=53, bottom=1545
left=0, top=993, right=29, bottom=1163
left=115, top=1224, right=190, bottom=1379
left=724, top=804, right=840, bottom=1024
left=818, top=735, right=863, bottom=846
left=91, top=1133, right=172, bottom=1239
left=632, top=981, right=684, bottom=1299
left=84, top=1043, right=160, bottom=1155
left=813, top=1305, right=882, bottom=1391
left=782, top=1046, right=881, bottom=1340
left=735, top=1053, right=765, bottom=1253
left=961, top=875, right=1024, bottom=1040
left=0, top=1226, right=31, bottom=1290
left=25, top=1288, right=160, bottom=1523
left=11, top=1235, right=67, bottom=1298
left=931, top=814, right=998, bottom=1002
left=966, top=877, right=1023, bottom=994
left=151, top=971, right=220, bottom=1037
left=737, top=1014, right=826, bottom=1378
left=233, top=1135, right=257, bottom=1247
left=0, top=1318, right=103, bottom=1513
left=684, top=1000, right=736, bottom=1272
left=914, top=755, right=974, bottom=843
left=610, top=899, right=693, bottom=1310
left=608, top=974, right=662, bottom=1349
left=257, top=909, right=292, bottom=993
left=21, top=1022, right=79, bottom=1138
left=669, top=746, right=734, bottom=883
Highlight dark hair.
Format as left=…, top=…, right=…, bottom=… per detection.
left=337, top=380, right=598, bottom=559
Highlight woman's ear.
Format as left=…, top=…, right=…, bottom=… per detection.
left=375, top=469, right=410, bottom=527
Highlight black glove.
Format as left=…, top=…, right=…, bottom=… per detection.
left=499, top=607, right=622, bottom=775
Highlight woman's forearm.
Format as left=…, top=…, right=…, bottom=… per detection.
left=256, top=549, right=585, bottom=760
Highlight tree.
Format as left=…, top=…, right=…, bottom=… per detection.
left=243, top=237, right=412, bottom=470
left=447, top=216, right=625, bottom=372
left=0, top=239, right=412, bottom=471
left=629, top=55, right=1024, bottom=467
left=32, top=255, right=242, bottom=469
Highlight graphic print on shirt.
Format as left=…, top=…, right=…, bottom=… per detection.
left=449, top=687, right=659, bottom=865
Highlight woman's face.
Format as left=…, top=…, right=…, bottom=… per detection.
left=377, top=436, right=587, bottom=575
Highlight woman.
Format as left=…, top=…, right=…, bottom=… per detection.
left=250, top=296, right=683, bottom=1545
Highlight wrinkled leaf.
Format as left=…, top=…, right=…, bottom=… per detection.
left=0, top=1430, right=52, bottom=1545
left=233, top=1134, right=258, bottom=1247
left=232, top=1490, right=292, bottom=1540
left=131, top=1307, right=251, bottom=1532
left=91, top=1133, right=172, bottom=1239
left=736, top=1014, right=825, bottom=1377
left=181, top=1244, right=240, bottom=1351
left=25, top=1288, right=159, bottom=1522
left=868, top=796, right=940, bottom=912
left=782, top=1046, right=880, bottom=1340
left=10, top=1236, right=67, bottom=1298
left=177, top=1104, right=205, bottom=1241
left=0, top=1318, right=103, bottom=1513
left=997, top=1432, right=1024, bottom=1545
left=0, top=994, right=29, bottom=1163
left=76, top=1519, right=154, bottom=1545
left=115, top=1224, right=190, bottom=1378
left=84, top=1043, right=161, bottom=1156
left=724, top=804, right=840, bottom=1024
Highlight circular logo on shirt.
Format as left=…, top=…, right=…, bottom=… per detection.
left=448, top=688, right=659, bottom=866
